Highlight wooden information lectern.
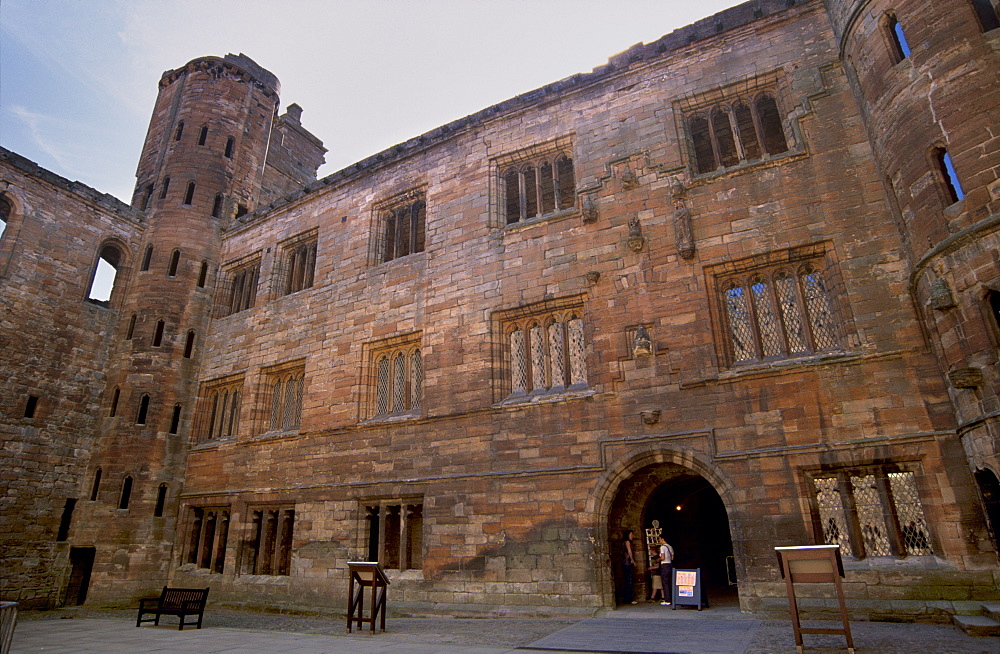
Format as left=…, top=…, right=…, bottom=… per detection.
left=346, top=562, right=390, bottom=634
left=775, top=545, right=854, bottom=654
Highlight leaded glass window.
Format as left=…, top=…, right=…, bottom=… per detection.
left=267, top=369, right=305, bottom=432
left=201, top=379, right=243, bottom=442
left=812, top=468, right=933, bottom=558
left=721, top=261, right=840, bottom=364
left=370, top=344, right=422, bottom=418
left=505, top=309, right=588, bottom=398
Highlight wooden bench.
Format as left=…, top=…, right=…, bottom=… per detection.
left=136, top=587, right=209, bottom=630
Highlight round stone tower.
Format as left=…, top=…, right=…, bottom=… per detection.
left=79, top=54, right=282, bottom=601
left=824, top=0, right=1000, bottom=552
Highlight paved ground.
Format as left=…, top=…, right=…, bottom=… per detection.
left=9, top=602, right=999, bottom=654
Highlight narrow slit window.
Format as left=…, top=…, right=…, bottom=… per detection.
left=184, top=330, right=196, bottom=358
left=936, top=149, right=965, bottom=203
left=109, top=387, right=120, bottom=417
left=126, top=314, right=136, bottom=340
left=887, top=15, right=911, bottom=62
left=24, top=395, right=39, bottom=418
left=197, top=261, right=209, bottom=287
left=168, top=249, right=180, bottom=277
left=152, top=320, right=165, bottom=347
left=140, top=184, right=153, bottom=210
left=141, top=245, right=153, bottom=272
left=174, top=121, right=184, bottom=141
left=971, top=0, right=1000, bottom=31
left=198, top=125, right=208, bottom=146
left=225, top=136, right=235, bottom=158
left=118, top=476, right=133, bottom=510
left=57, top=498, right=77, bottom=541
left=169, top=404, right=182, bottom=434
left=159, top=177, right=170, bottom=199
left=136, top=394, right=150, bottom=425
left=90, top=468, right=102, bottom=501
left=184, top=182, right=196, bottom=205
left=212, top=194, right=224, bottom=218
left=154, top=484, right=167, bottom=517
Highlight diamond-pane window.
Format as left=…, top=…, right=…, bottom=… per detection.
left=369, top=341, right=422, bottom=418
left=720, top=259, right=840, bottom=365
left=265, top=367, right=305, bottom=433
left=813, top=477, right=853, bottom=556
left=812, top=467, right=933, bottom=558
left=502, top=305, right=589, bottom=399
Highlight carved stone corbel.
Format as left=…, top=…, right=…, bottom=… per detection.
left=627, top=215, right=645, bottom=253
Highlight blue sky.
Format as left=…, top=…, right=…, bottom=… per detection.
left=1, top=0, right=741, bottom=204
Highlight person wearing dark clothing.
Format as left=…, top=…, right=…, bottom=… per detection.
left=621, top=530, right=637, bottom=604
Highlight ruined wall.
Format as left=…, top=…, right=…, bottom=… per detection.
left=0, top=151, right=145, bottom=608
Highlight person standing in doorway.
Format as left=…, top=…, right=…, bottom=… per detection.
left=658, top=535, right=675, bottom=605
left=621, top=530, right=637, bottom=604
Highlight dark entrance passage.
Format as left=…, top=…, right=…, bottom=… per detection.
left=64, top=547, right=95, bottom=606
left=975, top=468, right=1000, bottom=553
left=608, top=463, right=737, bottom=607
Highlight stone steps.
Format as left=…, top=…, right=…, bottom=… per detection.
left=952, top=603, right=1000, bottom=637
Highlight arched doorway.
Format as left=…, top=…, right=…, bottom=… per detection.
left=608, top=462, right=737, bottom=607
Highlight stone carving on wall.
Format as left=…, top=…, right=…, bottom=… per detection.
left=928, top=277, right=956, bottom=310
left=627, top=215, right=645, bottom=252
left=582, top=194, right=599, bottom=224
left=671, top=178, right=695, bottom=260
left=633, top=325, right=653, bottom=357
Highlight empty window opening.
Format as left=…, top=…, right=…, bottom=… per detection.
left=24, top=394, right=39, bottom=419
left=139, top=184, right=154, bottom=211
left=89, top=468, right=102, bottom=501
left=174, top=121, right=184, bottom=141
left=244, top=507, right=294, bottom=575
left=281, top=238, right=317, bottom=295
left=211, top=194, right=224, bottom=218
left=988, top=290, right=1000, bottom=334
left=168, top=249, right=180, bottom=277
left=87, top=245, right=124, bottom=306
left=377, top=198, right=426, bottom=263
left=141, top=245, right=153, bottom=272
left=109, top=387, right=120, bottom=417
left=198, top=125, right=208, bottom=146
left=503, top=154, right=576, bottom=225
left=971, top=0, right=1000, bottom=31
left=887, top=14, right=911, bottom=62
left=223, top=261, right=260, bottom=315
left=159, top=177, right=170, bottom=199
left=184, top=181, right=196, bottom=205
left=136, top=394, right=150, bottom=425
left=118, top=476, right=133, bottom=510
left=57, top=498, right=77, bottom=541
left=366, top=502, right=423, bottom=571
left=184, top=330, right=196, bottom=358
left=169, top=404, right=182, bottom=434
left=0, top=195, right=11, bottom=240
left=936, top=149, right=965, bottom=203
left=687, top=93, right=790, bottom=175
left=197, top=261, right=209, bottom=287
left=152, top=320, right=165, bottom=347
left=235, top=204, right=248, bottom=218
left=224, top=136, right=235, bottom=158
left=185, top=507, right=230, bottom=573
left=87, top=244, right=123, bottom=305
left=125, top=314, right=136, bottom=340
left=154, top=484, right=167, bottom=517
